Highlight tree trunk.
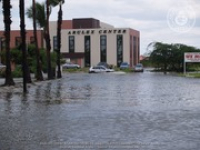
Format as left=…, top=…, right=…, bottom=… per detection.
left=164, top=63, right=167, bottom=74
left=19, top=0, right=27, bottom=92
left=33, top=0, right=43, bottom=81
left=56, top=2, right=62, bottom=78
left=19, top=0, right=32, bottom=86
left=3, top=0, right=15, bottom=86
left=45, top=0, right=53, bottom=80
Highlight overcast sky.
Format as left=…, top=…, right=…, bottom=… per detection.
left=0, top=0, right=199, bottom=54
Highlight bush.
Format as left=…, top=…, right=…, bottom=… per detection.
left=0, top=69, right=6, bottom=78
left=12, top=65, right=22, bottom=78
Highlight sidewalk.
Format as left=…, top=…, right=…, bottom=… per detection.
left=0, top=73, right=48, bottom=86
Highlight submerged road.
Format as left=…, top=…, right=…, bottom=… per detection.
left=0, top=71, right=200, bottom=150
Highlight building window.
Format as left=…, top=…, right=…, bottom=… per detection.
left=133, top=36, right=137, bottom=65
left=84, top=36, right=90, bottom=67
left=0, top=37, right=3, bottom=50
left=30, top=36, right=35, bottom=44
left=69, top=36, right=75, bottom=53
left=138, top=37, right=140, bottom=61
left=117, top=35, right=123, bottom=67
left=100, top=35, right=107, bottom=62
left=15, top=37, right=21, bottom=47
left=130, top=35, right=133, bottom=67
left=53, top=36, right=58, bottom=50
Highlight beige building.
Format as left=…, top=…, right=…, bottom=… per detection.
left=49, top=18, right=140, bottom=68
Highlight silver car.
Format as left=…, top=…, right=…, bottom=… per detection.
left=89, top=66, right=114, bottom=73
left=62, top=62, right=80, bottom=69
left=134, top=63, right=144, bottom=72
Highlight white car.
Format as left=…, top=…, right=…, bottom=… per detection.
left=134, top=63, right=144, bottom=72
left=89, top=66, right=114, bottom=73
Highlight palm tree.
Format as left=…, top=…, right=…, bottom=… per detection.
left=45, top=0, right=54, bottom=80
left=27, top=0, right=58, bottom=80
left=20, top=0, right=33, bottom=93
left=19, top=0, right=27, bottom=92
left=44, top=0, right=64, bottom=78
left=1, top=0, right=15, bottom=85
left=26, top=2, right=46, bottom=28
left=32, top=0, right=43, bottom=81
left=56, top=0, right=65, bottom=78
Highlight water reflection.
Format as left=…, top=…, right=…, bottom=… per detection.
left=0, top=72, right=200, bottom=150
left=55, top=80, right=62, bottom=100
left=5, top=92, right=13, bottom=101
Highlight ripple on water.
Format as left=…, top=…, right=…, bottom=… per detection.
left=1, top=72, right=200, bottom=150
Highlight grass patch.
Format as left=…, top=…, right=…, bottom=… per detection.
left=188, top=73, right=200, bottom=78
left=62, top=68, right=89, bottom=73
left=178, top=72, right=200, bottom=78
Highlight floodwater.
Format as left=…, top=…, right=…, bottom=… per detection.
left=1, top=71, right=200, bottom=150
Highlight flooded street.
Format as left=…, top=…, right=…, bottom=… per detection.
left=1, top=72, right=200, bottom=150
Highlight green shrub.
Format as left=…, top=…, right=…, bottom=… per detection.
left=0, top=69, right=6, bottom=78
left=12, top=65, right=22, bottom=78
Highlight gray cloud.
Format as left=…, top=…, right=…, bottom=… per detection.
left=0, top=0, right=199, bottom=54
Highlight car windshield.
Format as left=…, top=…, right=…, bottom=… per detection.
left=99, top=66, right=106, bottom=70
left=136, top=64, right=142, bottom=67
left=97, top=62, right=109, bottom=68
left=93, top=66, right=100, bottom=69
left=121, top=62, right=128, bottom=65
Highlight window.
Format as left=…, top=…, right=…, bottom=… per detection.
left=0, top=37, right=3, bottom=50
left=117, top=35, right=123, bottom=67
left=84, top=36, right=91, bottom=67
left=100, top=35, right=107, bottom=62
left=53, top=36, right=57, bottom=50
left=30, top=36, right=35, bottom=44
left=15, top=37, right=21, bottom=47
left=69, top=36, right=75, bottom=53
left=133, top=36, right=137, bottom=65
left=138, top=37, right=140, bottom=60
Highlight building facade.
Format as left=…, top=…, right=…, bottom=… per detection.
left=0, top=30, right=44, bottom=49
left=0, top=18, right=140, bottom=68
left=49, top=18, right=140, bottom=67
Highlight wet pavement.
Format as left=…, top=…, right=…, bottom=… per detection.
left=1, top=71, right=200, bottom=150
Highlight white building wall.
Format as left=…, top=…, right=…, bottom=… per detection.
left=61, top=31, right=68, bottom=52
left=107, top=33, right=117, bottom=66
left=123, top=31, right=130, bottom=64
left=90, top=31, right=100, bottom=66
left=49, top=27, right=137, bottom=67
left=100, top=22, right=114, bottom=29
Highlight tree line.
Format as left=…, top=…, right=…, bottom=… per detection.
left=148, top=42, right=200, bottom=73
left=0, top=0, right=65, bottom=92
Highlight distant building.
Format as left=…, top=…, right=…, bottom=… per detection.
left=49, top=18, right=140, bottom=67
left=140, top=53, right=150, bottom=61
left=0, top=30, right=44, bottom=49
left=0, top=18, right=140, bottom=68
left=0, top=30, right=43, bottom=69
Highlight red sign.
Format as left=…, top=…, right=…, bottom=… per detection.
left=184, top=53, right=200, bottom=62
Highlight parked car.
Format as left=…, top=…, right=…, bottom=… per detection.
left=120, top=62, right=129, bottom=69
left=89, top=66, right=114, bottom=73
left=97, top=62, right=110, bottom=69
left=62, top=62, right=80, bottom=69
left=134, top=63, right=144, bottom=72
